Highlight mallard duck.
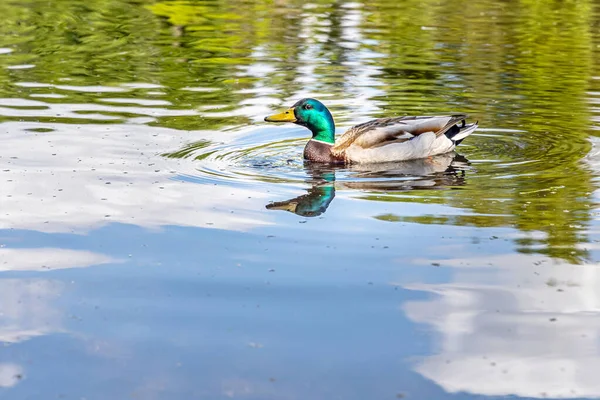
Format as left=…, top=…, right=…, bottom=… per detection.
left=264, top=98, right=478, bottom=163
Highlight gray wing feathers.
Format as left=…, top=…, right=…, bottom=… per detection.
left=332, top=114, right=468, bottom=156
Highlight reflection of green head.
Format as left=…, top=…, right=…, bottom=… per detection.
left=266, top=180, right=335, bottom=217
left=265, top=98, right=336, bottom=144
left=266, top=185, right=335, bottom=217
left=321, top=172, right=335, bottom=183
left=297, top=185, right=335, bottom=217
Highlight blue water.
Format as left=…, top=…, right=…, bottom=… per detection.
left=2, top=0, right=600, bottom=398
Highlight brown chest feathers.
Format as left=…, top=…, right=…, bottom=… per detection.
left=303, top=140, right=345, bottom=164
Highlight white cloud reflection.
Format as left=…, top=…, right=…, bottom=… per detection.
left=0, top=278, right=63, bottom=344
left=0, top=278, right=61, bottom=390
left=0, top=247, right=116, bottom=343
left=0, top=247, right=117, bottom=389
left=0, top=364, right=23, bottom=388
left=402, top=252, right=600, bottom=398
left=0, top=121, right=272, bottom=234
left=0, top=248, right=116, bottom=272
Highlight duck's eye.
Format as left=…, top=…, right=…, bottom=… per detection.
left=304, top=104, right=313, bottom=110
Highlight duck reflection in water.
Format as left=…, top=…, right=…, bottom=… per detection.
left=266, top=163, right=337, bottom=217
left=266, top=152, right=470, bottom=217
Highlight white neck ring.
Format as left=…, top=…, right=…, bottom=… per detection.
left=310, top=138, right=334, bottom=146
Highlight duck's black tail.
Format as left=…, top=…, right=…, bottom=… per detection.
left=445, top=120, right=479, bottom=145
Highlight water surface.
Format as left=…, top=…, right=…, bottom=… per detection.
left=1, top=0, right=600, bottom=399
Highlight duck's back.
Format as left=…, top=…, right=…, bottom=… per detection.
left=331, top=114, right=477, bottom=163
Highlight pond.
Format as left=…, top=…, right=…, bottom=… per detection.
left=1, top=0, right=600, bottom=398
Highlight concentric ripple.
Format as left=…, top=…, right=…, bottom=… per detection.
left=166, top=126, right=567, bottom=196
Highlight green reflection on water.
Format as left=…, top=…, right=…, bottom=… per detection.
left=0, top=0, right=597, bottom=263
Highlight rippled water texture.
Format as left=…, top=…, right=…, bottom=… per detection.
left=2, top=0, right=600, bottom=399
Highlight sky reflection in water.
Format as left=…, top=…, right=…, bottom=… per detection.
left=1, top=0, right=600, bottom=399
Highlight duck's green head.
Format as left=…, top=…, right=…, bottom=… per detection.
left=264, top=98, right=335, bottom=144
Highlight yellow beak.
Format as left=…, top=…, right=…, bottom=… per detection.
left=266, top=201, right=298, bottom=213
left=264, top=107, right=297, bottom=123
